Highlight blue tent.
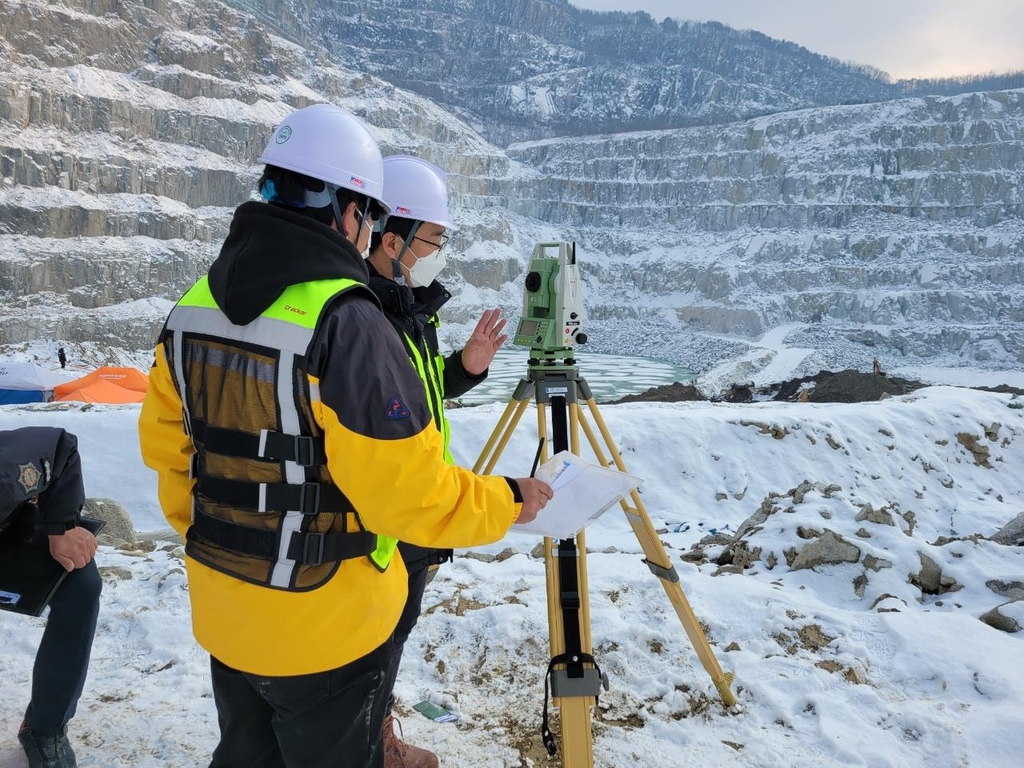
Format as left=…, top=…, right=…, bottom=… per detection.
left=0, top=362, right=70, bottom=405
left=0, top=388, right=46, bottom=404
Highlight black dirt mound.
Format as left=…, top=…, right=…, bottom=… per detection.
left=769, top=371, right=833, bottom=402
left=769, top=369, right=926, bottom=403
left=606, top=381, right=708, bottom=404
left=770, top=370, right=925, bottom=405
left=803, top=370, right=926, bottom=403
left=605, top=369, right=1015, bottom=406
left=975, top=384, right=1024, bottom=397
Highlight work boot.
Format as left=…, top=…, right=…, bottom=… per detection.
left=18, top=721, right=78, bottom=768
left=382, top=714, right=439, bottom=768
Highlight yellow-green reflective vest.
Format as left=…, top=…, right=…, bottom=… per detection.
left=164, top=276, right=398, bottom=589
left=402, top=318, right=453, bottom=464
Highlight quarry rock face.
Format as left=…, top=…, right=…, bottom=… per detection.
left=0, top=0, right=1021, bottom=374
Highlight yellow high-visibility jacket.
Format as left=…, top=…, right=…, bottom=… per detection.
left=139, top=201, right=522, bottom=676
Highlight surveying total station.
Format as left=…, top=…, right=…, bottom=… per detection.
left=474, top=241, right=736, bottom=767
left=512, top=242, right=588, bottom=358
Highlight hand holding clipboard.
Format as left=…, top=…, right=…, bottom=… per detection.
left=510, top=438, right=554, bottom=525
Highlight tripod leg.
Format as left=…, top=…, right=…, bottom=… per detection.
left=473, top=396, right=532, bottom=474
left=541, top=400, right=598, bottom=767
left=578, top=397, right=737, bottom=707
left=568, top=403, right=593, bottom=654
left=471, top=381, right=600, bottom=762
left=543, top=534, right=596, bottom=766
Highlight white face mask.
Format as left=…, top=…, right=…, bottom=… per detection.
left=405, top=250, right=446, bottom=288
left=358, top=214, right=377, bottom=259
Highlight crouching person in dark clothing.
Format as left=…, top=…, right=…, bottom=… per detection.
left=0, top=427, right=101, bottom=768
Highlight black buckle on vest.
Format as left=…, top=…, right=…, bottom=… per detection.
left=303, top=532, right=325, bottom=566
left=294, top=436, right=315, bottom=467
left=298, top=483, right=321, bottom=515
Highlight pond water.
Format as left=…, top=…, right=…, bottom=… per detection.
left=453, top=349, right=696, bottom=406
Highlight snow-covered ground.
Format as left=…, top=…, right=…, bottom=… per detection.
left=1, top=370, right=1022, bottom=767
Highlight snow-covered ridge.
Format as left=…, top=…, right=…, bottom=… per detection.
left=2, top=386, right=1023, bottom=766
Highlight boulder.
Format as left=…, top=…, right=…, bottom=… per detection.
left=855, top=503, right=895, bottom=526
left=137, top=527, right=184, bottom=547
left=991, top=512, right=1024, bottom=546
left=790, top=530, right=861, bottom=571
left=979, top=600, right=1023, bottom=633
left=83, top=497, right=136, bottom=547
left=910, top=552, right=962, bottom=596
left=986, top=579, right=1024, bottom=600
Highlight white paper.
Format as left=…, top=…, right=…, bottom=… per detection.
left=509, top=451, right=643, bottom=539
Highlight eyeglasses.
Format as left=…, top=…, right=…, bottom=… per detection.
left=411, top=232, right=450, bottom=253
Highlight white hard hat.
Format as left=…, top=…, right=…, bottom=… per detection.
left=259, top=104, right=388, bottom=210
left=381, top=155, right=454, bottom=230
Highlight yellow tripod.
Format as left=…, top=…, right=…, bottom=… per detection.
left=473, top=361, right=736, bottom=767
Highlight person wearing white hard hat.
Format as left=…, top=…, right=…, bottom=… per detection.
left=139, top=105, right=554, bottom=768
left=366, top=155, right=508, bottom=768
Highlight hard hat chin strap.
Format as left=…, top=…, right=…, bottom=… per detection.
left=322, top=183, right=347, bottom=240
left=388, top=222, right=421, bottom=286
left=319, top=184, right=371, bottom=247
left=393, top=221, right=421, bottom=268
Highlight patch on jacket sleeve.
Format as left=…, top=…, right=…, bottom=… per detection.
left=385, top=397, right=411, bottom=420
left=17, top=461, right=42, bottom=494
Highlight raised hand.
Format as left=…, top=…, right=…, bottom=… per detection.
left=461, top=308, right=508, bottom=376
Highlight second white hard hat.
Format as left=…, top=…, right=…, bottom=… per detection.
left=381, top=155, right=454, bottom=230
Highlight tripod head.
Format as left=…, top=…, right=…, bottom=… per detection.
left=513, top=242, right=588, bottom=365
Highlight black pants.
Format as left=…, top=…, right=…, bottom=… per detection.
left=25, top=559, right=101, bottom=734
left=383, top=563, right=430, bottom=715
left=209, top=638, right=393, bottom=768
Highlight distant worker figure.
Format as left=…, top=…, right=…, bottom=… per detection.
left=872, top=357, right=886, bottom=377
left=366, top=154, right=507, bottom=767
left=0, top=427, right=101, bottom=768
left=57, top=348, right=67, bottom=371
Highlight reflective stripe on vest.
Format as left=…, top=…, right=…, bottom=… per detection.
left=428, top=316, right=453, bottom=463
left=167, top=276, right=398, bottom=580
left=402, top=332, right=453, bottom=464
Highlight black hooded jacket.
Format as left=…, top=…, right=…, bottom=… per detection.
left=208, top=201, right=370, bottom=324
left=365, top=260, right=485, bottom=404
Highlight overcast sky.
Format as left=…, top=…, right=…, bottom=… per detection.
left=571, top=0, right=1023, bottom=80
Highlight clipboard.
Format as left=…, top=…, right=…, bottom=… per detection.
left=0, top=515, right=105, bottom=617
left=509, top=451, right=643, bottom=539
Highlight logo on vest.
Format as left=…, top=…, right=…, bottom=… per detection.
left=17, top=461, right=41, bottom=494
left=283, top=304, right=307, bottom=316
left=385, top=397, right=411, bottom=420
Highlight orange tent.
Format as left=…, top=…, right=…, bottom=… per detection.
left=54, top=367, right=149, bottom=404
